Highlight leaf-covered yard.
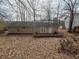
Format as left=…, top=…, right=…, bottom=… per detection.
left=0, top=34, right=76, bottom=59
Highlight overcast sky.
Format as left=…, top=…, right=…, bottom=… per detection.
left=0, top=0, right=64, bottom=21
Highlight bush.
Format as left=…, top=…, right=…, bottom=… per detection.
left=58, top=36, right=79, bottom=58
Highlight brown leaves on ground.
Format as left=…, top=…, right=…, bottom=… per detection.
left=0, top=36, right=56, bottom=59
left=0, top=34, right=77, bottom=59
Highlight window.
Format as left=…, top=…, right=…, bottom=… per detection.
left=41, top=27, right=45, bottom=33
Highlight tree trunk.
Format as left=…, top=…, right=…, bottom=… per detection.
left=47, top=9, right=51, bottom=33
left=68, top=10, right=74, bottom=32
left=33, top=10, right=36, bottom=33
left=33, top=10, right=36, bottom=21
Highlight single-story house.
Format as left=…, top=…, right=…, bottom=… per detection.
left=6, top=21, right=59, bottom=34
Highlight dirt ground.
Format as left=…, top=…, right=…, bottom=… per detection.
left=0, top=34, right=76, bottom=59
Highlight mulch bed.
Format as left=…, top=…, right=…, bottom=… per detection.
left=8, top=33, right=33, bottom=35
left=33, top=33, right=63, bottom=38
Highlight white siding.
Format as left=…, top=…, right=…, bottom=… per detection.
left=65, top=13, right=79, bottom=29
left=48, top=27, right=52, bottom=33
left=72, top=14, right=79, bottom=29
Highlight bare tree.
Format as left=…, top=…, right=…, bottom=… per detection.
left=42, top=0, right=53, bottom=21
left=15, top=0, right=25, bottom=22
left=7, top=0, right=40, bottom=21
left=0, top=0, right=12, bottom=21
left=56, top=1, right=60, bottom=20
left=26, top=0, right=40, bottom=21
left=63, top=0, right=79, bottom=32
left=41, top=0, right=54, bottom=33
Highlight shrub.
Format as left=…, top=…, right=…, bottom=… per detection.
left=58, top=36, right=79, bottom=59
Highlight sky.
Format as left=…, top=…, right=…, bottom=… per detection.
left=0, top=0, right=64, bottom=21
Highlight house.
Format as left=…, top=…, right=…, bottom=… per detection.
left=65, top=13, right=79, bottom=31
left=6, top=21, right=59, bottom=34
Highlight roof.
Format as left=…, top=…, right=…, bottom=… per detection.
left=6, top=21, right=59, bottom=28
